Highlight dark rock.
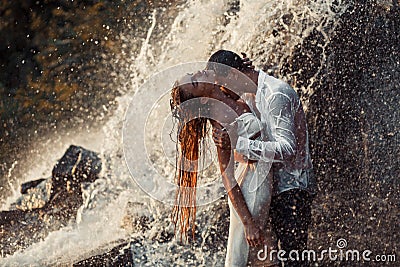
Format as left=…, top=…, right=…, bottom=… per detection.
left=51, top=145, right=101, bottom=197
left=73, top=242, right=134, bottom=267
left=20, top=178, right=46, bottom=194
left=13, top=178, right=52, bottom=211
left=0, top=145, right=102, bottom=257
left=281, top=1, right=400, bottom=263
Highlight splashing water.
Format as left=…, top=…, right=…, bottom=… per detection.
left=1, top=0, right=353, bottom=265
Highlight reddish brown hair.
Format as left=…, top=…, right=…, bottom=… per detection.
left=170, top=81, right=209, bottom=241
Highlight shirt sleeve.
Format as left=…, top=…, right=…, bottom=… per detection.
left=235, top=90, right=297, bottom=162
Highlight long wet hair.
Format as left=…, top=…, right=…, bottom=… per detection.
left=170, top=81, right=209, bottom=242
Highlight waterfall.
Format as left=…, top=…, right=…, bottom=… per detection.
left=1, top=0, right=398, bottom=266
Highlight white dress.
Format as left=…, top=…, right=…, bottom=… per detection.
left=225, top=113, right=278, bottom=267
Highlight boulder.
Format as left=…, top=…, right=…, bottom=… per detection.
left=20, top=178, right=47, bottom=194
left=51, top=145, right=102, bottom=197
left=0, top=145, right=102, bottom=257
left=73, top=242, right=134, bottom=267
left=13, top=178, right=52, bottom=211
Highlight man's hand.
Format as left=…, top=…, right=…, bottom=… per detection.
left=241, top=52, right=255, bottom=70
left=212, top=122, right=238, bottom=149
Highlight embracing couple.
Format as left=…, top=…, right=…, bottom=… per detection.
left=170, top=50, right=316, bottom=267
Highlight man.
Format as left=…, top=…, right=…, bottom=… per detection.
left=208, top=50, right=316, bottom=267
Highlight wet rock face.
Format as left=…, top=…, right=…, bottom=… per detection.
left=52, top=145, right=102, bottom=196
left=14, top=178, right=52, bottom=211
left=0, top=0, right=184, bottom=205
left=20, top=179, right=47, bottom=195
left=0, top=145, right=102, bottom=257
left=284, top=1, right=399, bottom=261
left=73, top=242, right=134, bottom=267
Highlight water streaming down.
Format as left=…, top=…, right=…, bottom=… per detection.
left=1, top=0, right=399, bottom=266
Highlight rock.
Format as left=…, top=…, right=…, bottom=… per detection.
left=20, top=178, right=47, bottom=194
left=282, top=1, right=400, bottom=261
left=73, top=242, right=134, bottom=267
left=14, top=178, right=52, bottom=211
left=51, top=145, right=102, bottom=197
left=0, top=145, right=102, bottom=257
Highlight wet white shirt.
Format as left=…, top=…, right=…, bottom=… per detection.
left=236, top=70, right=316, bottom=195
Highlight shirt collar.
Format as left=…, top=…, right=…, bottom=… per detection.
left=255, top=69, right=267, bottom=104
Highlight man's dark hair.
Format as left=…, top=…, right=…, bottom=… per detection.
left=206, top=50, right=245, bottom=77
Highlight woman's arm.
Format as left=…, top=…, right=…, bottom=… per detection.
left=207, top=86, right=265, bottom=246
left=210, top=120, right=264, bottom=247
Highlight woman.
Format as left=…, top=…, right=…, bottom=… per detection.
left=170, top=69, right=278, bottom=266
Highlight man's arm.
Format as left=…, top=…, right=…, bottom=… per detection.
left=236, top=91, right=297, bottom=162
